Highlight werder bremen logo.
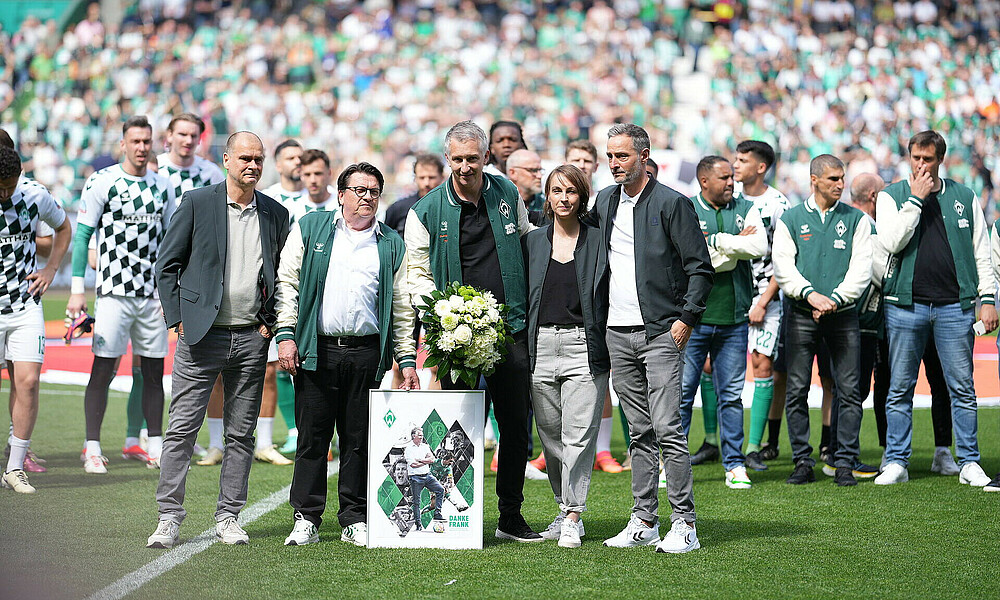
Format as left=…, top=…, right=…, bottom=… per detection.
left=835, top=220, right=847, bottom=237
left=954, top=199, right=964, bottom=216
left=383, top=409, right=396, bottom=428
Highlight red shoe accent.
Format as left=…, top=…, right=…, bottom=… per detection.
left=529, top=454, right=546, bottom=472
left=490, top=451, right=498, bottom=473
left=122, top=445, right=151, bottom=462
left=594, top=450, right=623, bottom=473
left=23, top=456, right=47, bottom=473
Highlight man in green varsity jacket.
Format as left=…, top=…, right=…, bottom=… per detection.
left=874, top=130, right=997, bottom=487
left=773, top=154, right=872, bottom=487
left=274, top=162, right=418, bottom=548
left=680, top=156, right=766, bottom=490
left=404, top=120, right=542, bottom=543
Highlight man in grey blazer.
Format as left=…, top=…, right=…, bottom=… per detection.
left=147, top=131, right=290, bottom=548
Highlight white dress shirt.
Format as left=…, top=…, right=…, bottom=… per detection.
left=319, top=213, right=380, bottom=336
left=607, top=186, right=644, bottom=326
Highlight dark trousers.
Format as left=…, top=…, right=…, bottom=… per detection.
left=785, top=310, right=861, bottom=469
left=441, top=329, right=531, bottom=517
left=288, top=335, right=380, bottom=528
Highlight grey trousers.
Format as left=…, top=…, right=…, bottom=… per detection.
left=607, top=328, right=696, bottom=524
left=531, top=326, right=609, bottom=514
left=156, top=326, right=269, bottom=524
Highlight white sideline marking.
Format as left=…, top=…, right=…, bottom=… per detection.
left=85, top=461, right=339, bottom=600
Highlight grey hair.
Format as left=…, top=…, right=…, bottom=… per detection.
left=810, top=154, right=844, bottom=177
left=444, top=120, right=488, bottom=157
left=607, top=123, right=651, bottom=154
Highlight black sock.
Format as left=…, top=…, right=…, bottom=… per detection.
left=820, top=425, right=831, bottom=450
left=84, top=357, right=119, bottom=441
left=767, top=419, right=781, bottom=447
left=139, top=357, right=165, bottom=437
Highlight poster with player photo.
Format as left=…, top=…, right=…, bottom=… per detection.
left=367, top=390, right=485, bottom=549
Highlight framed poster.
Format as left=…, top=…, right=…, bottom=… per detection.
left=367, top=389, right=485, bottom=549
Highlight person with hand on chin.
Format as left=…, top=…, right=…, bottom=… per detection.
left=275, top=162, right=418, bottom=548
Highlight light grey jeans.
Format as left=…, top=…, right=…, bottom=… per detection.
left=606, top=327, right=695, bottom=524
left=531, top=326, right=609, bottom=514
left=156, top=326, right=269, bottom=524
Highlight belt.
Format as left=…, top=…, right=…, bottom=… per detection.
left=319, top=334, right=380, bottom=348
left=608, top=325, right=644, bottom=333
left=541, top=323, right=584, bottom=331
left=213, top=323, right=260, bottom=331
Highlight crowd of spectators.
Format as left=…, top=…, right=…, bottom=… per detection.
left=1, top=0, right=998, bottom=215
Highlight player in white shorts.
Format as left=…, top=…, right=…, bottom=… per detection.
left=733, top=141, right=790, bottom=470
left=66, top=116, right=176, bottom=475
left=0, top=143, right=72, bottom=493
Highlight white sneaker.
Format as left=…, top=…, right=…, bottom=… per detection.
left=215, top=516, right=249, bottom=544
left=959, top=462, right=991, bottom=487
left=147, top=520, right=180, bottom=548
left=658, top=466, right=666, bottom=489
left=931, top=447, right=960, bottom=476
left=284, top=515, right=319, bottom=546
left=558, top=518, right=582, bottom=548
left=879, top=451, right=888, bottom=472
left=725, top=466, right=752, bottom=489
left=655, top=519, right=701, bottom=554
left=84, top=454, right=109, bottom=474
left=524, top=462, right=547, bottom=481
left=874, top=462, right=908, bottom=485
left=341, top=522, right=367, bottom=547
left=540, top=513, right=565, bottom=541
left=1, top=469, right=36, bottom=494
left=603, top=514, right=659, bottom=548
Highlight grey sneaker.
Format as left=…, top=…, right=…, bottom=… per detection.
left=341, top=522, right=367, bottom=547
left=540, top=513, right=565, bottom=541
left=215, top=516, right=249, bottom=545
left=147, top=519, right=180, bottom=549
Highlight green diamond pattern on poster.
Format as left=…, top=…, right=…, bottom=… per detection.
left=377, top=476, right=403, bottom=517
left=421, top=410, right=448, bottom=450
left=456, top=464, right=474, bottom=505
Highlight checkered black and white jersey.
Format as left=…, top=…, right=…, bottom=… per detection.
left=735, top=183, right=791, bottom=298
left=287, top=195, right=337, bottom=225
left=0, top=177, right=67, bottom=314
left=261, top=183, right=305, bottom=225
left=78, top=165, right=176, bottom=297
left=157, top=153, right=225, bottom=201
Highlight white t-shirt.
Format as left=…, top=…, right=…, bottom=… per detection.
left=404, top=442, right=432, bottom=476
left=607, top=186, right=644, bottom=326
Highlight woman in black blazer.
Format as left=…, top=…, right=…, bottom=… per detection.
left=522, top=165, right=610, bottom=548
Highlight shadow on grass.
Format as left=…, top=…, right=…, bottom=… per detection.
left=697, top=518, right=814, bottom=547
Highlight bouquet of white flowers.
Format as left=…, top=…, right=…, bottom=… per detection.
left=419, top=283, right=511, bottom=388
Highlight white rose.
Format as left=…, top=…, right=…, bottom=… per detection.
left=441, top=313, right=459, bottom=331
left=453, top=324, right=473, bottom=345
left=434, top=301, right=453, bottom=317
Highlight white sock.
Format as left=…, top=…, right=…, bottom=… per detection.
left=8, top=421, right=13, bottom=444
left=139, top=427, right=149, bottom=439
left=124, top=436, right=140, bottom=449
left=207, top=418, right=224, bottom=449
left=256, top=417, right=273, bottom=450
left=6, top=435, right=29, bottom=472
left=597, top=417, right=613, bottom=454
left=286, top=427, right=298, bottom=438
left=147, top=436, right=163, bottom=460
left=85, top=440, right=103, bottom=458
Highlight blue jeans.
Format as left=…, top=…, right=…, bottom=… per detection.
left=408, top=474, right=445, bottom=527
left=680, top=322, right=749, bottom=471
left=884, top=303, right=979, bottom=468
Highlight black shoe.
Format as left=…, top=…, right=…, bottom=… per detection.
left=759, top=444, right=779, bottom=461
left=745, top=451, right=768, bottom=472
left=984, top=474, right=1000, bottom=492
left=690, top=441, right=720, bottom=465
left=496, top=513, right=543, bottom=543
left=786, top=462, right=816, bottom=485
left=834, top=467, right=857, bottom=486
left=851, top=461, right=879, bottom=479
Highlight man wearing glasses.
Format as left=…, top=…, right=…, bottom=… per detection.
left=506, top=149, right=546, bottom=224
left=275, top=162, right=419, bottom=548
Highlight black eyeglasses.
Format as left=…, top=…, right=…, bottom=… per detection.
left=343, top=186, right=382, bottom=199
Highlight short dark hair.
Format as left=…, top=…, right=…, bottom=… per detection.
left=696, top=155, right=729, bottom=180
left=0, top=146, right=23, bottom=180
left=735, top=140, right=776, bottom=169
left=300, top=149, right=330, bottom=169
left=565, top=139, right=597, bottom=161
left=607, top=123, right=651, bottom=154
left=338, top=162, right=384, bottom=192
left=0, top=128, right=13, bottom=149
left=488, top=120, right=527, bottom=165
left=413, top=153, right=444, bottom=174
left=542, top=164, right=590, bottom=220
left=224, top=131, right=262, bottom=155
left=167, top=113, right=205, bottom=135
left=122, top=115, right=152, bottom=137
left=810, top=154, right=845, bottom=177
left=273, top=139, right=301, bottom=160
left=908, top=130, right=947, bottom=160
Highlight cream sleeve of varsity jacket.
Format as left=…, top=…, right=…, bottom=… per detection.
left=708, top=205, right=767, bottom=272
